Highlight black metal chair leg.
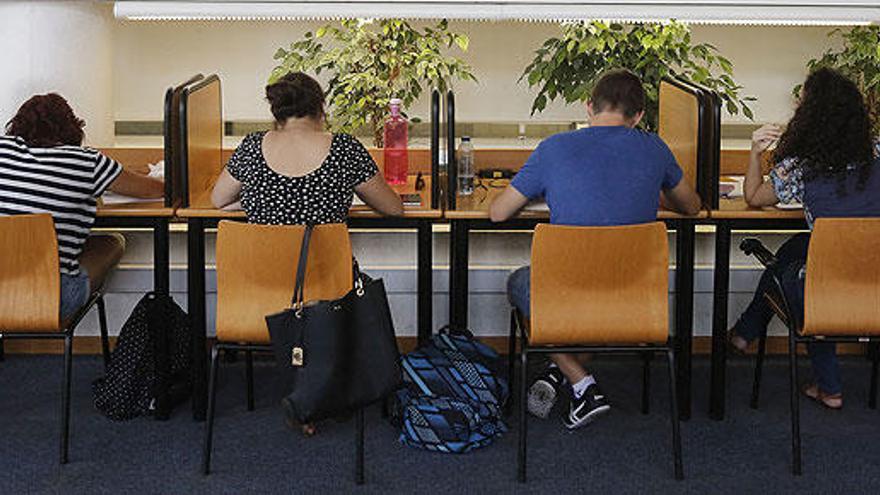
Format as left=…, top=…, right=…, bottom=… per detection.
left=355, top=407, right=365, bottom=485
left=506, top=311, right=517, bottom=415
left=97, top=296, right=111, bottom=370
left=751, top=334, right=767, bottom=409
left=60, top=333, right=74, bottom=465
left=517, top=348, right=529, bottom=483
left=245, top=350, right=255, bottom=411
left=641, top=352, right=652, bottom=415
left=666, top=348, right=684, bottom=480
left=788, top=335, right=802, bottom=475
left=0, top=336, right=5, bottom=361
left=202, top=345, right=221, bottom=475
left=869, top=343, right=878, bottom=410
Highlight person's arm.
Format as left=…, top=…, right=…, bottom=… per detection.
left=355, top=174, right=404, bottom=216
left=661, top=179, right=702, bottom=216
left=744, top=124, right=782, bottom=207
left=211, top=168, right=242, bottom=209
left=107, top=168, right=164, bottom=198
left=491, top=143, right=544, bottom=222
left=489, top=186, right=529, bottom=222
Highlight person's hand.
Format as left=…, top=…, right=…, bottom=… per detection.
left=751, top=124, right=782, bottom=154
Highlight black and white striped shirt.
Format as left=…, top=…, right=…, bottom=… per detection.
left=0, top=136, right=122, bottom=276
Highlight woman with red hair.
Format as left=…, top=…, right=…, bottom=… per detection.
left=1, top=93, right=163, bottom=318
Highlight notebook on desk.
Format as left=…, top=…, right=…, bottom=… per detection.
left=352, top=194, right=421, bottom=207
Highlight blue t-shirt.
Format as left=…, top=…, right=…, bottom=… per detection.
left=510, top=126, right=684, bottom=226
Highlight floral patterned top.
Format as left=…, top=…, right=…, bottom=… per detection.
left=770, top=143, right=880, bottom=229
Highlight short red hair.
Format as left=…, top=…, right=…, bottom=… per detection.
left=5, top=93, right=85, bottom=147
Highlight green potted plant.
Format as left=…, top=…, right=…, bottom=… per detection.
left=271, top=18, right=476, bottom=146
left=799, top=25, right=880, bottom=137
left=521, top=20, right=755, bottom=130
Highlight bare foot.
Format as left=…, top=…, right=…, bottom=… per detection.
left=728, top=328, right=749, bottom=354
left=802, top=384, right=843, bottom=410
left=301, top=422, right=317, bottom=436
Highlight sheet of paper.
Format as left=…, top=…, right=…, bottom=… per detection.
left=775, top=202, right=803, bottom=210
left=719, top=176, right=744, bottom=199
left=100, top=161, right=165, bottom=205
left=524, top=201, right=549, bottom=212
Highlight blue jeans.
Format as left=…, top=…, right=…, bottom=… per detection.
left=734, top=233, right=841, bottom=395
left=60, top=269, right=90, bottom=320
left=507, top=266, right=531, bottom=317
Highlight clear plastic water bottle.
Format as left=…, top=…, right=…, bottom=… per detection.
left=383, top=98, right=409, bottom=185
left=458, top=136, right=474, bottom=196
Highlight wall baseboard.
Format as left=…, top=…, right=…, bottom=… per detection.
left=1, top=336, right=871, bottom=357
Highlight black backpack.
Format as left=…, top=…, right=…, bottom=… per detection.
left=93, top=292, right=191, bottom=421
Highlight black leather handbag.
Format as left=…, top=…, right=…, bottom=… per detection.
left=266, top=224, right=401, bottom=423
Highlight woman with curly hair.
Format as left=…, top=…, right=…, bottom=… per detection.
left=1, top=93, right=163, bottom=319
left=730, top=67, right=880, bottom=409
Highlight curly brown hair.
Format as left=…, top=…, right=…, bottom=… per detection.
left=5, top=93, right=85, bottom=147
left=774, top=67, right=875, bottom=193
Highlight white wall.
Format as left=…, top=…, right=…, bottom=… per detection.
left=0, top=1, right=115, bottom=146
left=112, top=20, right=837, bottom=126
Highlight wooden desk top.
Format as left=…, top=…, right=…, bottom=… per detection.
left=176, top=174, right=442, bottom=219
left=711, top=176, right=805, bottom=220
left=445, top=178, right=708, bottom=220
left=711, top=198, right=805, bottom=220
left=96, top=201, right=175, bottom=218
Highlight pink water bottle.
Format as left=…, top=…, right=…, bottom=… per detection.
left=383, top=98, right=409, bottom=185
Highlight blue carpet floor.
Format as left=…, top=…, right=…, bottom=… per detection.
left=1, top=353, right=879, bottom=494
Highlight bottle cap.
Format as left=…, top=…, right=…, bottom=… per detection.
left=461, top=136, right=471, bottom=142
left=389, top=98, right=403, bottom=106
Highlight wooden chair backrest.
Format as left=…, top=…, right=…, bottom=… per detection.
left=183, top=76, right=223, bottom=208
left=530, top=222, right=669, bottom=345
left=659, top=80, right=699, bottom=191
left=803, top=218, right=880, bottom=337
left=215, top=222, right=353, bottom=344
left=0, top=214, right=60, bottom=332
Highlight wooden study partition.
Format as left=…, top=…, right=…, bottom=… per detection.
left=179, top=75, right=223, bottom=208
left=164, top=73, right=204, bottom=208
left=658, top=78, right=721, bottom=208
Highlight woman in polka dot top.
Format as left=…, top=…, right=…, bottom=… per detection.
left=210, top=72, right=403, bottom=436
left=211, top=72, right=403, bottom=222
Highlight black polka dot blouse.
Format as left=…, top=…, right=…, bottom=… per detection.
left=226, top=132, right=378, bottom=225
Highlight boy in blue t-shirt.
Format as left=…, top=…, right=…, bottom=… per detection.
left=490, top=69, right=701, bottom=429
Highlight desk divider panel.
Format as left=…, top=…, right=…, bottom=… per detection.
left=431, top=89, right=441, bottom=210
left=164, top=74, right=204, bottom=208
left=179, top=75, right=223, bottom=208
left=445, top=90, right=457, bottom=210
left=659, top=79, right=701, bottom=196
left=659, top=78, right=721, bottom=209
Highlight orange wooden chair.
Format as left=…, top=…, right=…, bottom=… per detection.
left=740, top=218, right=880, bottom=474
left=509, top=222, right=683, bottom=482
left=203, top=221, right=361, bottom=479
left=0, top=214, right=119, bottom=464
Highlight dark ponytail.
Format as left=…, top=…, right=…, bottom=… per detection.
left=265, top=72, right=325, bottom=124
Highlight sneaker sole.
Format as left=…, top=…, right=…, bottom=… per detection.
left=527, top=381, right=557, bottom=419
left=564, top=404, right=611, bottom=430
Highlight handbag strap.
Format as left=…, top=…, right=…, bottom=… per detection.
left=291, top=224, right=314, bottom=310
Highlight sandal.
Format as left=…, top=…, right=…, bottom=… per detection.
left=802, top=384, right=843, bottom=410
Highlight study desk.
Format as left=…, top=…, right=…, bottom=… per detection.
left=178, top=176, right=441, bottom=420
left=708, top=195, right=807, bottom=420
left=445, top=179, right=708, bottom=419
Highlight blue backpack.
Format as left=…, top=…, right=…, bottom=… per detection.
left=395, top=327, right=509, bottom=453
